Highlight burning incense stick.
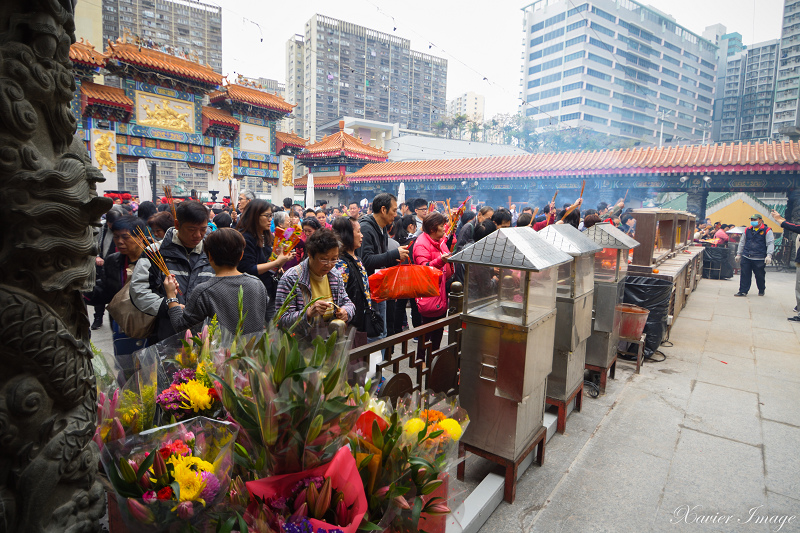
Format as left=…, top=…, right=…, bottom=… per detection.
left=163, top=185, right=178, bottom=221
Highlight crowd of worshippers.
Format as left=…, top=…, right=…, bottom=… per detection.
left=87, top=191, right=633, bottom=376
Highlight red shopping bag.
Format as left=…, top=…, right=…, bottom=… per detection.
left=368, top=264, right=442, bottom=302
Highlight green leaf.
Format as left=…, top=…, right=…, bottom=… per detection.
left=306, top=414, right=323, bottom=444
left=420, top=479, right=443, bottom=495
left=358, top=453, right=375, bottom=470
left=135, top=449, right=157, bottom=481
left=322, top=368, right=341, bottom=396
left=411, top=494, right=424, bottom=526
left=371, top=419, right=384, bottom=450
left=218, top=516, right=236, bottom=533
left=357, top=522, right=383, bottom=531
left=171, top=480, right=181, bottom=501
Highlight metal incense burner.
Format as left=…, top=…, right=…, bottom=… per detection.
left=583, top=223, right=640, bottom=368
left=538, top=224, right=603, bottom=402
left=449, top=227, right=572, bottom=461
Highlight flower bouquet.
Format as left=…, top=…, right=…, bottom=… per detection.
left=101, top=417, right=237, bottom=532
left=156, top=361, right=224, bottom=422
left=243, top=447, right=367, bottom=533
left=349, top=392, right=469, bottom=533
left=212, top=325, right=367, bottom=477
left=94, top=346, right=160, bottom=450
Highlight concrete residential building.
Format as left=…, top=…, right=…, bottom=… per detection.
left=710, top=30, right=745, bottom=141
left=773, top=0, right=800, bottom=138
left=102, top=0, right=222, bottom=195
left=716, top=40, right=779, bottom=142
left=286, top=14, right=448, bottom=141
left=447, top=91, right=486, bottom=123
left=101, top=0, right=222, bottom=73
left=520, top=0, right=718, bottom=143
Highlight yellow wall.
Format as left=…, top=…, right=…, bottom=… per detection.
left=708, top=199, right=782, bottom=234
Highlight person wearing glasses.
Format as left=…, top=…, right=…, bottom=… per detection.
left=734, top=213, right=774, bottom=297
left=274, top=228, right=355, bottom=336
left=412, top=198, right=429, bottom=237
left=237, top=199, right=295, bottom=322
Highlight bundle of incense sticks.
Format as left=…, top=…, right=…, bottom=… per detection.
left=131, top=226, right=182, bottom=295
left=163, top=185, right=178, bottom=221
left=560, top=180, right=586, bottom=221
left=444, top=196, right=472, bottom=239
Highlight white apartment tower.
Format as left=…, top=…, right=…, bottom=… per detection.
left=773, top=0, right=800, bottom=138
left=447, top=92, right=486, bottom=123
left=285, top=15, right=448, bottom=141
left=520, top=0, right=718, bottom=143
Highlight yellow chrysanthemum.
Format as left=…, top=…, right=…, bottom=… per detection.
left=437, top=418, right=463, bottom=441
left=176, top=380, right=213, bottom=412
left=168, top=454, right=214, bottom=473
left=403, top=418, right=425, bottom=436
left=171, top=460, right=207, bottom=502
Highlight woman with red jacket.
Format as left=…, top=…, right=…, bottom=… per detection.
left=412, top=211, right=454, bottom=363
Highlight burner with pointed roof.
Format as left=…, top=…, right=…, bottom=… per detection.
left=449, top=227, right=572, bottom=461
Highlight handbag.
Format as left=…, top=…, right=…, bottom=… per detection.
left=107, top=277, right=155, bottom=339
left=364, top=306, right=384, bottom=337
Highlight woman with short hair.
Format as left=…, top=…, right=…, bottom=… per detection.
left=274, top=229, right=355, bottom=337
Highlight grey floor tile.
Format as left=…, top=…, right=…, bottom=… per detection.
left=758, top=377, right=800, bottom=427
left=763, top=420, right=800, bottom=501
left=684, top=382, right=761, bottom=446
left=756, top=348, right=800, bottom=384
left=696, top=352, right=758, bottom=393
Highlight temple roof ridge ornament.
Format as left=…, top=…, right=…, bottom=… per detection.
left=209, top=81, right=295, bottom=114
left=298, top=119, right=390, bottom=162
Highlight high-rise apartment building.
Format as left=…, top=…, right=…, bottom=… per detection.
left=102, top=0, right=222, bottom=195
left=286, top=15, right=448, bottom=141
left=101, top=0, right=222, bottom=73
left=520, top=0, right=717, bottom=143
left=286, top=34, right=305, bottom=135
left=773, top=0, right=800, bottom=138
left=716, top=40, right=779, bottom=142
left=447, top=92, right=486, bottom=123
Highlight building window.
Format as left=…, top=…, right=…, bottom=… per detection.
left=592, top=6, right=616, bottom=23
left=587, top=68, right=611, bottom=81
left=566, top=19, right=587, bottom=32
left=561, top=112, right=581, bottom=121
left=588, top=53, right=613, bottom=67
left=586, top=98, right=609, bottom=111
left=562, top=96, right=582, bottom=106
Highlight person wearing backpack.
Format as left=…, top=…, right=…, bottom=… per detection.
left=412, top=211, right=454, bottom=363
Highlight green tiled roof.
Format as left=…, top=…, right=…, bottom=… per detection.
left=658, top=192, right=728, bottom=211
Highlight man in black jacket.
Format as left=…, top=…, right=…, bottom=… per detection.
left=130, top=200, right=215, bottom=342
left=357, top=193, right=409, bottom=344
left=91, top=206, right=124, bottom=329
left=771, top=210, right=800, bottom=320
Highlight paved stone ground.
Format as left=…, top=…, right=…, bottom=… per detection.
left=471, top=270, right=800, bottom=533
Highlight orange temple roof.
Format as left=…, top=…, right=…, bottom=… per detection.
left=294, top=174, right=343, bottom=189
left=105, top=41, right=222, bottom=86
left=300, top=121, right=389, bottom=161
left=70, top=39, right=107, bottom=67
left=80, top=81, right=133, bottom=109
left=201, top=106, right=240, bottom=128
left=209, top=84, right=295, bottom=114
left=276, top=131, right=308, bottom=148
left=349, top=141, right=800, bottom=182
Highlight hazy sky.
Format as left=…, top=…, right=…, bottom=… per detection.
left=219, top=0, right=783, bottom=119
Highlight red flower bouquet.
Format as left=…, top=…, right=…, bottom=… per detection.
left=245, top=447, right=367, bottom=533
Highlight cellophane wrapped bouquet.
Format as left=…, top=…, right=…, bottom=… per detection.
left=153, top=323, right=226, bottom=423
left=212, top=325, right=366, bottom=478
left=100, top=417, right=238, bottom=532
left=348, top=391, right=470, bottom=532
left=94, top=345, right=160, bottom=451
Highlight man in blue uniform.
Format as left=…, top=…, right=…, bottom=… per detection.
left=734, top=213, right=774, bottom=297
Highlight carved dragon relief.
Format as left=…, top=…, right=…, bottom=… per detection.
left=0, top=1, right=112, bottom=531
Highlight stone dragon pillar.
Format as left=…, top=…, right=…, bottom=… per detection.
left=0, top=1, right=111, bottom=531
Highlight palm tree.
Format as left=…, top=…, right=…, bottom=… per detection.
left=433, top=120, right=446, bottom=137
left=453, top=114, right=468, bottom=140
left=469, top=122, right=480, bottom=141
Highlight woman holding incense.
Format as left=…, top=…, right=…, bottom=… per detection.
left=237, top=199, right=295, bottom=322
left=90, top=215, right=149, bottom=380
left=164, top=228, right=267, bottom=335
